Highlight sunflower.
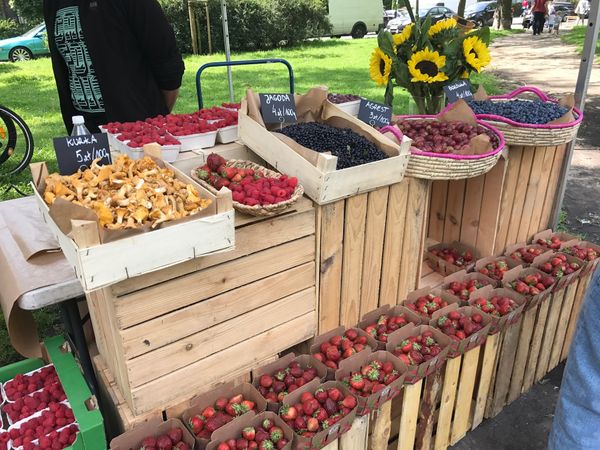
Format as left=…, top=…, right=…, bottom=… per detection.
left=463, top=36, right=491, bottom=73
left=428, top=18, right=457, bottom=37
left=460, top=70, right=469, bottom=79
left=370, top=48, right=392, bottom=86
left=393, top=24, right=413, bottom=46
left=407, top=48, right=449, bottom=83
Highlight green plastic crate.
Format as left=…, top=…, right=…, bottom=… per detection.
left=0, top=336, right=106, bottom=450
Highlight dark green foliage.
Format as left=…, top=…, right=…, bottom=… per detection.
left=0, top=18, right=28, bottom=39
left=9, top=0, right=42, bottom=23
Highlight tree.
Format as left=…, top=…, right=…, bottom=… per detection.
left=9, top=0, right=42, bottom=23
left=457, top=0, right=466, bottom=17
left=501, top=0, right=513, bottom=29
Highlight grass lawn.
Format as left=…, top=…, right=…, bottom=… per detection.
left=561, top=25, right=600, bottom=56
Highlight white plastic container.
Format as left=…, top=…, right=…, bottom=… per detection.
left=2, top=364, right=56, bottom=404
left=159, top=144, right=181, bottom=163
left=216, top=125, right=239, bottom=144
left=174, top=130, right=218, bottom=152
left=331, top=99, right=361, bottom=117
left=125, top=144, right=144, bottom=160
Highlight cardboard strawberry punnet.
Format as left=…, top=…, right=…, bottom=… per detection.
left=357, top=304, right=422, bottom=349
left=110, top=418, right=195, bottom=450
left=426, top=241, right=479, bottom=276
left=505, top=242, right=552, bottom=266
left=279, top=379, right=357, bottom=450
left=475, top=255, right=519, bottom=283
left=441, top=270, right=496, bottom=301
left=430, top=305, right=492, bottom=358
left=533, top=229, right=580, bottom=251
left=402, top=286, right=463, bottom=320
left=252, top=353, right=328, bottom=412
left=181, top=382, right=267, bottom=449
left=468, top=286, right=527, bottom=334
left=205, top=411, right=294, bottom=450
left=561, top=240, right=600, bottom=275
left=335, top=349, right=407, bottom=416
left=532, top=251, right=585, bottom=291
left=502, top=265, right=554, bottom=310
left=385, top=324, right=452, bottom=383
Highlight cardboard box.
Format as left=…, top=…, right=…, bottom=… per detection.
left=426, top=241, right=479, bottom=276
left=401, top=286, right=463, bottom=321
left=441, top=270, right=498, bottom=295
left=357, top=304, right=422, bottom=350
left=430, top=305, right=492, bottom=358
left=561, top=240, right=600, bottom=275
left=468, top=286, right=527, bottom=334
left=309, top=327, right=379, bottom=379
left=280, top=379, right=357, bottom=449
left=502, top=266, right=553, bottom=310
left=181, top=383, right=267, bottom=449
left=532, top=252, right=585, bottom=291
left=385, top=324, right=452, bottom=383
left=205, top=411, right=293, bottom=450
left=335, top=350, right=407, bottom=416
left=505, top=243, right=552, bottom=267
left=251, top=353, right=328, bottom=412
left=474, top=256, right=519, bottom=283
left=110, top=418, right=195, bottom=450
left=532, top=229, right=580, bottom=250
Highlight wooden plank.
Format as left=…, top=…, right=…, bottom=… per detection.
left=126, top=288, right=315, bottom=387
left=522, top=299, right=551, bottom=393
left=539, top=145, right=567, bottom=230
left=340, top=194, right=368, bottom=327
left=527, top=147, right=555, bottom=239
left=115, top=235, right=315, bottom=328
left=322, top=439, right=339, bottom=450
left=562, top=271, right=592, bottom=360
left=442, top=180, right=466, bottom=244
left=516, top=147, right=547, bottom=243
left=472, top=333, right=500, bottom=430
left=397, top=379, right=423, bottom=450
left=548, top=281, right=579, bottom=371
left=434, top=357, right=461, bottom=450
left=319, top=200, right=345, bottom=332
left=360, top=188, right=390, bottom=317
left=416, top=183, right=432, bottom=284
left=112, top=203, right=315, bottom=296
left=484, top=331, right=504, bottom=419
left=415, top=371, right=443, bottom=450
left=507, top=306, right=537, bottom=404
left=398, top=178, right=430, bottom=300
left=130, top=311, right=316, bottom=414
left=489, top=320, right=522, bottom=418
left=459, top=175, right=485, bottom=248
left=504, top=146, right=534, bottom=248
left=369, top=400, right=392, bottom=450
left=534, top=289, right=564, bottom=383
left=121, top=263, right=315, bottom=358
left=340, top=415, right=369, bottom=450
left=428, top=181, right=449, bottom=242
left=451, top=347, right=481, bottom=444
left=420, top=271, right=445, bottom=290
left=475, top=161, right=506, bottom=256
left=494, top=147, right=523, bottom=254
left=380, top=181, right=409, bottom=306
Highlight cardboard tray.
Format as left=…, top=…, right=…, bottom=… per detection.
left=181, top=382, right=267, bottom=449
left=430, top=305, right=492, bottom=358
left=532, top=252, right=585, bottom=291
left=110, top=417, right=195, bottom=450
left=502, top=265, right=554, bottom=310
left=357, top=304, right=422, bottom=350
left=335, top=349, right=407, bottom=416
left=29, top=153, right=235, bottom=292
left=426, top=241, right=479, bottom=276
left=504, top=242, right=553, bottom=267
left=468, top=285, right=527, bottom=334
left=251, top=353, right=328, bottom=412
left=238, top=88, right=412, bottom=205
left=441, top=270, right=497, bottom=293
left=401, top=286, right=463, bottom=321
left=532, top=229, right=580, bottom=249
left=561, top=240, right=600, bottom=276
left=385, top=324, right=453, bottom=384
left=474, top=255, right=520, bottom=282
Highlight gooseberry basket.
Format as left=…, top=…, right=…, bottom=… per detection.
left=467, top=86, right=583, bottom=146
left=381, top=117, right=505, bottom=180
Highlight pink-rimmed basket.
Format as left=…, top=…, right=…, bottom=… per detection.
left=467, top=86, right=583, bottom=146
left=381, top=116, right=505, bottom=180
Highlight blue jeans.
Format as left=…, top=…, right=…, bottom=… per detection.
left=548, top=268, right=600, bottom=449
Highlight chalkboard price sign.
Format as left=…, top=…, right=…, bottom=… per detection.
left=259, top=93, right=298, bottom=124
left=53, top=133, right=112, bottom=175
left=357, top=99, right=392, bottom=128
left=443, top=80, right=474, bottom=103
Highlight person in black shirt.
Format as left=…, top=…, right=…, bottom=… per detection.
left=44, top=0, right=185, bottom=133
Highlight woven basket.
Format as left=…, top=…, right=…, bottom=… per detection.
left=466, top=86, right=583, bottom=147
left=191, top=159, right=304, bottom=217
left=382, top=117, right=505, bottom=180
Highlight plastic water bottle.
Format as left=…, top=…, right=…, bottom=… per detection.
left=71, top=115, right=90, bottom=136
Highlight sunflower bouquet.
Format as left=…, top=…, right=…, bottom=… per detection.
left=370, top=15, right=491, bottom=115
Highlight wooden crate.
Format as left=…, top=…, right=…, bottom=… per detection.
left=318, top=177, right=430, bottom=331
left=428, top=145, right=567, bottom=257
left=86, top=196, right=318, bottom=415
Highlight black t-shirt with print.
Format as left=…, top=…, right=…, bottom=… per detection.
left=44, top=0, right=185, bottom=133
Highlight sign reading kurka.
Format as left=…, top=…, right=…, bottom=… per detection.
left=53, top=133, right=111, bottom=175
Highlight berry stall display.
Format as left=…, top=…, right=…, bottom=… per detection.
left=467, top=99, right=569, bottom=125
left=277, top=122, right=389, bottom=170
left=311, top=328, right=378, bottom=371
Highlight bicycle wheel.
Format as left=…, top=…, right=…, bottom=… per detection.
left=0, top=105, right=34, bottom=178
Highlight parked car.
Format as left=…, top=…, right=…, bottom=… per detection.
left=385, top=9, right=412, bottom=33
left=552, top=1, right=575, bottom=21
left=326, top=0, right=383, bottom=38
left=419, top=5, right=457, bottom=23
left=465, top=1, right=497, bottom=27
left=0, top=23, right=48, bottom=62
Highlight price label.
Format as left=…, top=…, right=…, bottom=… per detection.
left=259, top=93, right=297, bottom=124
left=358, top=99, right=392, bottom=127
left=444, top=80, right=474, bottom=103
left=53, top=133, right=111, bottom=175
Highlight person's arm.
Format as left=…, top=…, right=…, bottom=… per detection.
left=124, top=0, right=185, bottom=109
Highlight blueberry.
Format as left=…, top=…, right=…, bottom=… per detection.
left=466, top=99, right=568, bottom=125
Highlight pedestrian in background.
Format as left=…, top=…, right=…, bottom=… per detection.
left=575, top=0, right=590, bottom=26
left=531, top=0, right=549, bottom=35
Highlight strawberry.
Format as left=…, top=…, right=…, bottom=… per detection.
left=341, top=395, right=357, bottom=409
left=242, top=427, right=255, bottom=441
left=168, top=428, right=183, bottom=444
left=279, top=405, right=297, bottom=421
left=349, top=373, right=364, bottom=390
left=269, top=427, right=284, bottom=443
left=207, top=153, right=226, bottom=172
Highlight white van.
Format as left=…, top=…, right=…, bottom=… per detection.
left=326, top=0, right=384, bottom=38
